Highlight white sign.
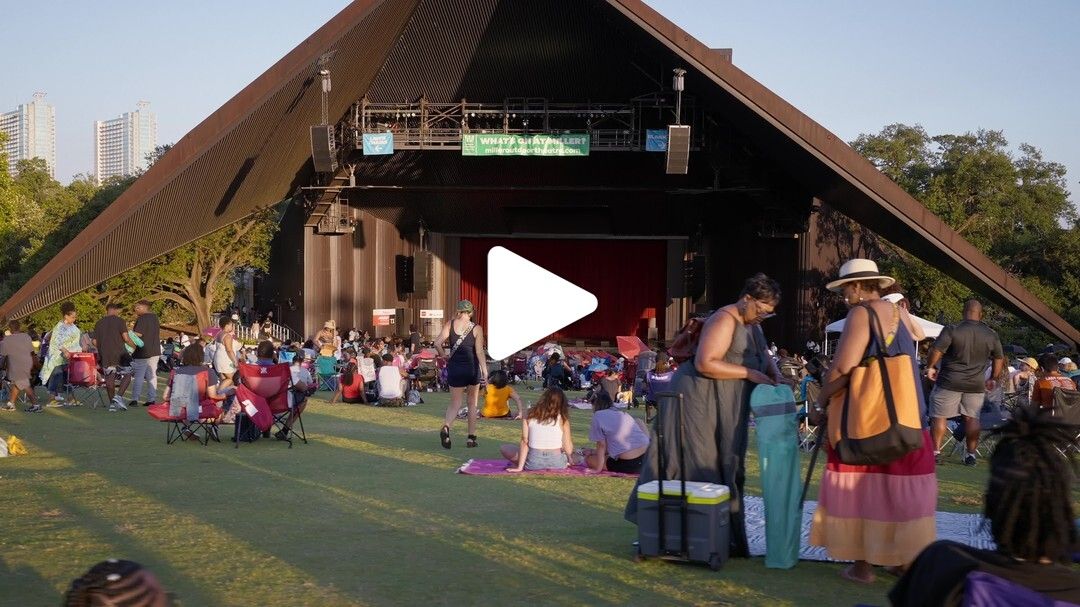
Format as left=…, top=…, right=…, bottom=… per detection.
left=420, top=309, right=444, bottom=319
left=372, top=309, right=397, bottom=316
left=486, top=246, right=597, bottom=360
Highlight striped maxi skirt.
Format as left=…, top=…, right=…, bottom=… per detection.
left=809, top=428, right=938, bottom=566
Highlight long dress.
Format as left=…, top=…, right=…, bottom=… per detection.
left=809, top=315, right=938, bottom=566
left=625, top=316, right=768, bottom=558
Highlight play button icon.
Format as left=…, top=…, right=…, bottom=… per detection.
left=486, top=246, right=598, bottom=360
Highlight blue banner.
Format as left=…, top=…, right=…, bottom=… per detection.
left=645, top=129, right=668, bottom=152
left=363, top=132, right=394, bottom=155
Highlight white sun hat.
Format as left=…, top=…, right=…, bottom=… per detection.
left=826, top=259, right=897, bottom=293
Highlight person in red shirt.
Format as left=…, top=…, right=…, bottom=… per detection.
left=331, top=360, right=368, bottom=404
left=1031, top=353, right=1077, bottom=409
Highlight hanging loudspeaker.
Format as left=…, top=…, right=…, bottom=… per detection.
left=395, top=255, right=414, bottom=296
left=310, top=125, right=337, bottom=173
left=666, top=125, right=691, bottom=175
left=413, top=251, right=433, bottom=294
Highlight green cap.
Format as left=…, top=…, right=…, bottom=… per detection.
left=456, top=299, right=474, bottom=314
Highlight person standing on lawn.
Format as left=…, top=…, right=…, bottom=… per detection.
left=93, top=303, right=135, bottom=410
left=0, top=320, right=40, bottom=412
left=130, top=300, right=162, bottom=407
left=436, top=300, right=488, bottom=449
left=926, top=299, right=1006, bottom=466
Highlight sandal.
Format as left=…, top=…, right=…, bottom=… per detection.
left=440, top=425, right=451, bottom=449
left=466, top=434, right=478, bottom=448
left=840, top=564, right=876, bottom=585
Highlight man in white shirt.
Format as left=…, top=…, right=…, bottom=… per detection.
left=377, top=353, right=406, bottom=405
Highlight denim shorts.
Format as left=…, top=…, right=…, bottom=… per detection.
left=524, top=449, right=569, bottom=471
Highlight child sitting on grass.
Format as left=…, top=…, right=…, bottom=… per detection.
left=481, top=370, right=523, bottom=419
left=502, top=387, right=576, bottom=471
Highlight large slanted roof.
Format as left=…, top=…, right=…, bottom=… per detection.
left=2, top=0, right=1076, bottom=346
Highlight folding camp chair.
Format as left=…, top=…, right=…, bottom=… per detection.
left=237, top=363, right=306, bottom=447
left=147, top=369, right=222, bottom=445
left=315, top=355, right=339, bottom=392
left=65, top=352, right=109, bottom=409
left=1052, top=387, right=1080, bottom=456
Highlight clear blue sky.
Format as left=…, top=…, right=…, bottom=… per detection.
left=4, top=0, right=1078, bottom=199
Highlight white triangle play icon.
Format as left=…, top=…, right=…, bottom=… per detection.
left=486, top=246, right=598, bottom=360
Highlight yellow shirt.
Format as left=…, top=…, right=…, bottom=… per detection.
left=482, top=385, right=513, bottom=418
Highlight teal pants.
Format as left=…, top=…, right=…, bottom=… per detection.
left=750, top=385, right=801, bottom=569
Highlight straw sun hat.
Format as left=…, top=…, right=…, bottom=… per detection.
left=826, top=259, right=896, bottom=293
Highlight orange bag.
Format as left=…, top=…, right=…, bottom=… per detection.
left=827, top=305, right=923, bottom=465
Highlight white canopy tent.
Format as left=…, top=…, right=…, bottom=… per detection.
left=823, top=314, right=943, bottom=355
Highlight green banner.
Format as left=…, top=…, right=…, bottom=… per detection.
left=461, top=133, right=590, bottom=157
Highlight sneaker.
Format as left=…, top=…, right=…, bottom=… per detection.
left=1, top=403, right=15, bottom=412
left=25, top=404, right=44, bottom=413
left=143, top=401, right=155, bottom=407
left=113, top=396, right=128, bottom=411
left=108, top=405, right=118, bottom=412
left=963, top=453, right=977, bottom=467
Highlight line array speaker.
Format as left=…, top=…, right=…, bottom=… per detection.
left=413, top=251, right=433, bottom=294
left=310, top=124, right=337, bottom=173
left=666, top=124, right=691, bottom=175
left=395, top=255, right=414, bottom=296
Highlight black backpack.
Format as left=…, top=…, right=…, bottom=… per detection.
left=235, top=415, right=262, bottom=442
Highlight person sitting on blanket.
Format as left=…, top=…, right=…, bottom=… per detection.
left=582, top=392, right=649, bottom=474
left=377, top=353, right=407, bottom=406
left=502, top=387, right=577, bottom=471
left=889, top=405, right=1080, bottom=606
left=481, top=370, right=523, bottom=419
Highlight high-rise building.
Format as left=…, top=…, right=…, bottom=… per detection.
left=93, top=101, right=157, bottom=184
left=0, top=92, right=57, bottom=178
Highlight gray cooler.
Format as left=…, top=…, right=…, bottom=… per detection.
left=636, top=480, right=730, bottom=570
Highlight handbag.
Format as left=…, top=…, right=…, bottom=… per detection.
left=667, top=315, right=708, bottom=363
left=827, top=304, right=923, bottom=465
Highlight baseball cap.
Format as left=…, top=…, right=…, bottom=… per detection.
left=1060, top=357, right=1075, bottom=366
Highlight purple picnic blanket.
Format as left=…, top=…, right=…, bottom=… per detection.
left=457, top=458, right=638, bottom=478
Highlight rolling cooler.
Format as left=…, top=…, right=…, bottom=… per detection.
left=635, top=392, right=730, bottom=571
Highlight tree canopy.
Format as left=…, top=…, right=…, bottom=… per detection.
left=0, top=141, right=280, bottom=335
left=845, top=124, right=1079, bottom=349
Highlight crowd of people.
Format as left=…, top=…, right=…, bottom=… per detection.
left=4, top=264, right=1080, bottom=606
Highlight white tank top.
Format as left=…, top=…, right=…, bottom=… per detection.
left=528, top=416, right=564, bottom=450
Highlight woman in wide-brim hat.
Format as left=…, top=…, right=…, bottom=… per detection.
left=809, top=259, right=938, bottom=583
left=435, top=300, right=489, bottom=449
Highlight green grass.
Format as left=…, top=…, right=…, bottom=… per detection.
left=0, top=383, right=998, bottom=606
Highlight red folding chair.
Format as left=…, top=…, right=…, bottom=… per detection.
left=65, top=352, right=108, bottom=409
left=237, top=363, right=306, bottom=447
left=147, top=369, right=222, bottom=445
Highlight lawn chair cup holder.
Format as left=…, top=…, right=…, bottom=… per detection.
left=635, top=391, right=730, bottom=572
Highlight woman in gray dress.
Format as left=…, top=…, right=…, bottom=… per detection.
left=626, top=273, right=785, bottom=557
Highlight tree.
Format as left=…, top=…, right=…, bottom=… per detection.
left=844, top=124, right=1079, bottom=350
left=99, top=207, right=279, bottom=330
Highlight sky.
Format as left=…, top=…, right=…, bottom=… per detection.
left=3, top=0, right=1079, bottom=197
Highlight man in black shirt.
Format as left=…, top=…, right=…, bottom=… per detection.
left=926, top=300, right=1005, bottom=465
left=408, top=324, right=422, bottom=355
left=131, top=300, right=162, bottom=407
left=93, top=303, right=134, bottom=410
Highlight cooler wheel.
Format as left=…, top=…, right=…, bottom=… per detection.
left=708, top=554, right=722, bottom=571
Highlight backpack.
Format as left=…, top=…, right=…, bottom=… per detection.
left=667, top=314, right=710, bottom=363
left=235, top=415, right=263, bottom=442
left=406, top=389, right=423, bottom=405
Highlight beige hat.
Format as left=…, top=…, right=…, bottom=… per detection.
left=324, top=320, right=336, bottom=330
left=827, top=259, right=896, bottom=293
left=1020, top=357, right=1039, bottom=370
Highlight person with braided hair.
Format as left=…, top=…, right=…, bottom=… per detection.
left=889, top=406, right=1080, bottom=606
left=63, top=559, right=172, bottom=606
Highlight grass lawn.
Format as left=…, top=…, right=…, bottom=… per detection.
left=0, top=382, right=998, bottom=606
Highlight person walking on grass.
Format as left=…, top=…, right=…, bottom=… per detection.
left=129, top=300, right=161, bottom=407
left=0, top=320, right=40, bottom=412
left=436, top=300, right=488, bottom=449
left=93, top=303, right=136, bottom=411
left=926, top=300, right=1005, bottom=466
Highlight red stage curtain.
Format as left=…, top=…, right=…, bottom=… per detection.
left=460, top=238, right=666, bottom=342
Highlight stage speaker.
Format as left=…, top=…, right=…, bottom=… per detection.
left=395, top=255, right=414, bottom=296
left=666, top=125, right=691, bottom=175
left=413, top=251, right=433, bottom=294
left=685, top=253, right=707, bottom=300
left=310, top=124, right=337, bottom=173
left=394, top=308, right=405, bottom=331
